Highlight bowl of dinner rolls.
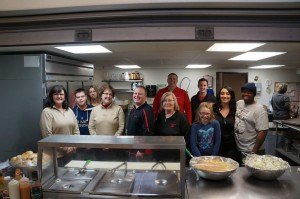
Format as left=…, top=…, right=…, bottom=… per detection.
left=10, top=150, right=51, bottom=177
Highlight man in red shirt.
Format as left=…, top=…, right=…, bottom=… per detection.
left=153, top=73, right=192, bottom=124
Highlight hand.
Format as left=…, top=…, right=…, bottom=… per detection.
left=65, top=147, right=76, bottom=154
left=135, top=151, right=144, bottom=159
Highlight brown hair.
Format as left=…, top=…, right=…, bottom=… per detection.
left=87, top=85, right=100, bottom=104
left=276, top=83, right=288, bottom=94
left=194, top=102, right=215, bottom=124
left=159, top=92, right=179, bottom=112
left=99, top=84, right=115, bottom=98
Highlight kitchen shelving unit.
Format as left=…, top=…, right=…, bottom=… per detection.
left=102, top=79, right=143, bottom=93
left=273, top=120, right=300, bottom=165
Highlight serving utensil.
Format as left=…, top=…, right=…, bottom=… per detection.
left=109, top=161, right=128, bottom=177
left=78, top=160, right=91, bottom=174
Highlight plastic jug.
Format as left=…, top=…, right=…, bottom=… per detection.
left=19, top=176, right=31, bottom=199
left=8, top=179, right=20, bottom=199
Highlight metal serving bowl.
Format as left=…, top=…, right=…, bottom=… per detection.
left=190, top=156, right=239, bottom=180
left=244, top=155, right=290, bottom=181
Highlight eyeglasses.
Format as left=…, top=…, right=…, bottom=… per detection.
left=53, top=93, right=65, bottom=96
left=200, top=112, right=211, bottom=116
left=102, top=92, right=113, bottom=96
left=163, top=99, right=174, bottom=103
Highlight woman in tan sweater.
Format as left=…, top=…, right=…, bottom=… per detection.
left=40, top=85, right=79, bottom=137
left=40, top=85, right=79, bottom=165
left=89, top=84, right=125, bottom=135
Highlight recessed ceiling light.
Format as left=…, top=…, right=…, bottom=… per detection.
left=55, top=45, right=111, bottom=54
left=207, top=43, right=265, bottom=52
left=186, top=64, right=211, bottom=69
left=115, top=65, right=141, bottom=69
left=229, top=52, right=286, bottom=61
left=249, top=65, right=284, bottom=69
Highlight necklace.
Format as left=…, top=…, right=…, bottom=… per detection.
left=165, top=111, right=175, bottom=119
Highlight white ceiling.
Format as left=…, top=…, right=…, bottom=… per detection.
left=0, top=41, right=299, bottom=70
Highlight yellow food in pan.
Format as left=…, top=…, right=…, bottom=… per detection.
left=193, top=159, right=236, bottom=172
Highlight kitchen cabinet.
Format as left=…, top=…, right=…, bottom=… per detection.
left=38, top=135, right=186, bottom=198
left=273, top=120, right=300, bottom=165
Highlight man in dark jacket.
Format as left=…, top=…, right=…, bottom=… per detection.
left=271, top=83, right=290, bottom=120
left=127, top=86, right=155, bottom=136
left=127, top=86, right=155, bottom=159
left=191, top=78, right=216, bottom=121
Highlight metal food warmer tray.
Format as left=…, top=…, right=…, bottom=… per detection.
left=37, top=135, right=186, bottom=199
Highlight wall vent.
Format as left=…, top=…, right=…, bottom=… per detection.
left=75, top=29, right=92, bottom=42
left=195, top=26, right=214, bottom=40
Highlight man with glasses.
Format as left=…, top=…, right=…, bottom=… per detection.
left=153, top=73, right=192, bottom=124
left=73, top=88, right=93, bottom=135
left=234, top=82, right=269, bottom=163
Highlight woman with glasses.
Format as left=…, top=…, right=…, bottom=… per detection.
left=88, top=84, right=124, bottom=135
left=213, top=86, right=238, bottom=161
left=87, top=85, right=101, bottom=107
left=190, top=102, right=221, bottom=157
left=154, top=92, right=190, bottom=138
left=154, top=92, right=190, bottom=162
left=40, top=85, right=79, bottom=166
left=40, top=85, right=79, bottom=137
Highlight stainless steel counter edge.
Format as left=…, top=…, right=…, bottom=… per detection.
left=38, top=135, right=186, bottom=149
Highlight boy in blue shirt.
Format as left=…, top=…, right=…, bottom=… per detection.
left=73, top=88, right=93, bottom=135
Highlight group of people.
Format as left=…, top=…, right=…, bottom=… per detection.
left=41, top=72, right=288, bottom=165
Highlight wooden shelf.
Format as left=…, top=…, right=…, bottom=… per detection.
left=102, top=79, right=143, bottom=83
left=275, top=148, right=300, bottom=165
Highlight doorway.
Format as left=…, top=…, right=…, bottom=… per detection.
left=216, top=72, right=248, bottom=101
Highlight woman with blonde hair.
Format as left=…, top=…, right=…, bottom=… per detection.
left=87, top=85, right=101, bottom=107
left=154, top=92, right=190, bottom=162
left=190, top=102, right=221, bottom=157
left=154, top=92, right=189, bottom=138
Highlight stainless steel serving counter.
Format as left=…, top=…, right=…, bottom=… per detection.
left=38, top=135, right=186, bottom=198
left=186, top=166, right=300, bottom=199
left=43, top=166, right=300, bottom=199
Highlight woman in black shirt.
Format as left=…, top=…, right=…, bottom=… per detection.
left=213, top=86, right=238, bottom=162
left=154, top=92, right=190, bottom=162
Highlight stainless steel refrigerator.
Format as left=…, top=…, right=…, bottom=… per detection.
left=0, top=53, right=93, bottom=161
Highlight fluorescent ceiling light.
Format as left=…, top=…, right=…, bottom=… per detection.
left=55, top=45, right=111, bottom=54
left=207, top=43, right=265, bottom=52
left=115, top=65, right=141, bottom=69
left=186, top=64, right=211, bottom=69
left=229, top=52, right=286, bottom=61
left=249, top=65, right=284, bottom=69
